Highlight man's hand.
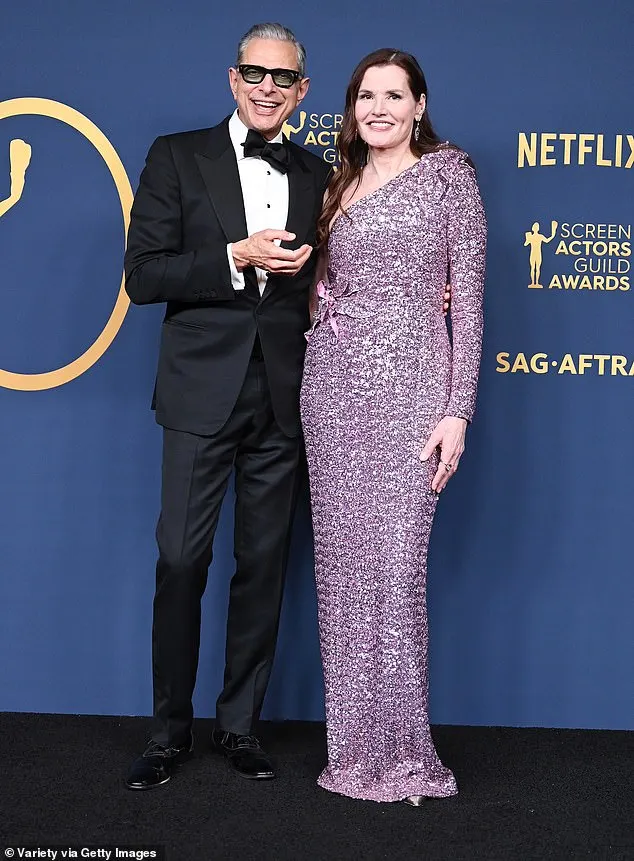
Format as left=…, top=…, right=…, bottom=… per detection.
left=232, top=229, right=313, bottom=277
left=443, top=283, right=451, bottom=315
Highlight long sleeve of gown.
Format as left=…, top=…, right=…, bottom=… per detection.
left=444, top=158, right=487, bottom=422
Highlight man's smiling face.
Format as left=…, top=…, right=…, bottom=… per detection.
left=229, top=38, right=309, bottom=140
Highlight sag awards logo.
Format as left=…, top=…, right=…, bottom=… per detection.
left=497, top=134, right=634, bottom=376
left=283, top=110, right=341, bottom=163
left=523, top=221, right=631, bottom=291
left=0, top=97, right=133, bottom=391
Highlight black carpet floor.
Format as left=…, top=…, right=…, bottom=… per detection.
left=1, top=714, right=632, bottom=861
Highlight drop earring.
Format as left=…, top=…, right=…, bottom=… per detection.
left=414, top=118, right=421, bottom=142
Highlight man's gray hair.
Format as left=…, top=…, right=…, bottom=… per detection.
left=236, top=23, right=306, bottom=77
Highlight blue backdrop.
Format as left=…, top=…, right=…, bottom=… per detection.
left=1, top=0, right=633, bottom=729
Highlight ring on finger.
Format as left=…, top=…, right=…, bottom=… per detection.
left=440, top=460, right=453, bottom=472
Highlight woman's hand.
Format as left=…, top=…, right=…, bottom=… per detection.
left=420, top=416, right=468, bottom=493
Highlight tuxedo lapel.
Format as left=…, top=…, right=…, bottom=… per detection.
left=195, top=118, right=261, bottom=297
left=194, top=119, right=248, bottom=245
left=282, top=150, right=315, bottom=251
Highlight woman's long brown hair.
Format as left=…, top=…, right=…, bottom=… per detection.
left=317, top=48, right=448, bottom=247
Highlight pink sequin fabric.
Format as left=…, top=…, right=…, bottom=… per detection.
left=300, top=149, right=487, bottom=802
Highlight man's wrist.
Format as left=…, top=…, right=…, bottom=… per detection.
left=226, top=243, right=246, bottom=290
left=231, top=238, right=249, bottom=272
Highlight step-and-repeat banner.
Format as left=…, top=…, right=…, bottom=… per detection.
left=2, top=0, right=633, bottom=729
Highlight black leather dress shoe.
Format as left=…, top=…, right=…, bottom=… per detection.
left=125, top=739, right=192, bottom=790
left=211, top=730, right=275, bottom=780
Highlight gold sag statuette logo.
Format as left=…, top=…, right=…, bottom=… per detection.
left=0, top=138, right=31, bottom=218
left=523, top=221, right=631, bottom=291
left=282, top=111, right=307, bottom=140
left=283, top=110, right=341, bottom=164
left=0, top=98, right=133, bottom=391
left=525, top=221, right=558, bottom=287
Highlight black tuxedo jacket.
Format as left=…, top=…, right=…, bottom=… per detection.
left=125, top=117, right=331, bottom=437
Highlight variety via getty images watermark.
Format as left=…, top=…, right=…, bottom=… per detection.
left=3, top=848, right=164, bottom=860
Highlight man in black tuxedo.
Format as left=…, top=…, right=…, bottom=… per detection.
left=124, top=23, right=330, bottom=790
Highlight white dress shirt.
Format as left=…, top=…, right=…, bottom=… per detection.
left=226, top=110, right=290, bottom=295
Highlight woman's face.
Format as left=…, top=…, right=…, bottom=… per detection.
left=354, top=64, right=425, bottom=153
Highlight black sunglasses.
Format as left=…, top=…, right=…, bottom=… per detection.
left=238, top=64, right=302, bottom=88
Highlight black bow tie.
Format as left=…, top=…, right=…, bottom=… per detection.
left=242, top=128, right=290, bottom=174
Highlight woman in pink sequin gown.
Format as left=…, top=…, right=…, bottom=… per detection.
left=300, top=50, right=486, bottom=804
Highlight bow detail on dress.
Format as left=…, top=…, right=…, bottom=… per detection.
left=317, top=280, right=340, bottom=337
left=306, top=280, right=340, bottom=340
left=305, top=277, right=386, bottom=341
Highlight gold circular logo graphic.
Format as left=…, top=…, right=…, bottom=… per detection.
left=0, top=98, right=133, bottom=390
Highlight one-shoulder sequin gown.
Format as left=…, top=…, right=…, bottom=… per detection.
left=300, top=149, right=487, bottom=802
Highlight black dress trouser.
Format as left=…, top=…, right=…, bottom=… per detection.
left=151, top=354, right=302, bottom=746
